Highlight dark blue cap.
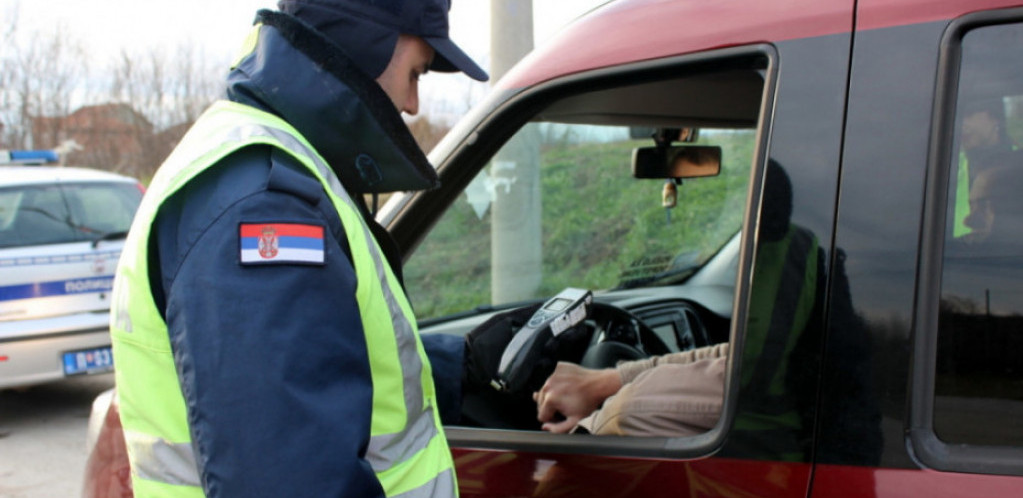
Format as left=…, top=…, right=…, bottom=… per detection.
left=277, top=0, right=489, bottom=81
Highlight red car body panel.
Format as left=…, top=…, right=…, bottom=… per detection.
left=498, top=0, right=1021, bottom=92
left=497, top=0, right=855, bottom=91
left=453, top=448, right=812, bottom=498
left=812, top=464, right=1023, bottom=498
left=856, top=0, right=1021, bottom=30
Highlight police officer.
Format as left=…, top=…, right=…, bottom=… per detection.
left=952, top=98, right=1015, bottom=238
left=110, top=1, right=488, bottom=496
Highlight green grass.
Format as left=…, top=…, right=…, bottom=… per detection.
left=405, top=132, right=754, bottom=320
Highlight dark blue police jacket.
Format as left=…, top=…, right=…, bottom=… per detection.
left=148, top=13, right=464, bottom=498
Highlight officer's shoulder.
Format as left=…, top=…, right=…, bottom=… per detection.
left=266, top=147, right=324, bottom=205
left=158, top=145, right=325, bottom=226
left=191, top=144, right=324, bottom=205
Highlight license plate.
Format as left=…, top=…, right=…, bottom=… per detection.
left=62, top=346, right=114, bottom=376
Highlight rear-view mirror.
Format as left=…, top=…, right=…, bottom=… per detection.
left=632, top=145, right=722, bottom=179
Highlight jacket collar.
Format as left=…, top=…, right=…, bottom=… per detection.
left=226, top=10, right=439, bottom=194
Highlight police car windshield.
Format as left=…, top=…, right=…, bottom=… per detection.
left=0, top=182, right=142, bottom=249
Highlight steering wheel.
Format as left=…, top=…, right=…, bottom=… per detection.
left=459, top=300, right=670, bottom=430
left=577, top=301, right=669, bottom=369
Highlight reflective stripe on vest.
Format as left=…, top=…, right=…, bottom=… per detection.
left=742, top=226, right=817, bottom=405
left=112, top=100, right=454, bottom=497
left=732, top=225, right=818, bottom=460
left=954, top=152, right=973, bottom=238
left=123, top=430, right=201, bottom=488
left=392, top=469, right=456, bottom=498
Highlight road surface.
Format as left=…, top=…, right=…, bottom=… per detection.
left=0, top=374, right=115, bottom=498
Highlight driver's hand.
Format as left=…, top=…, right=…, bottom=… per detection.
left=534, top=362, right=623, bottom=433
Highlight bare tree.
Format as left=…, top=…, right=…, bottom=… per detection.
left=103, top=44, right=224, bottom=178
left=109, top=49, right=165, bottom=127
left=0, top=6, right=14, bottom=148
left=170, top=43, right=225, bottom=126
left=0, top=2, right=89, bottom=151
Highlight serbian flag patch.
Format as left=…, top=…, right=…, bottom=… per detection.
left=239, top=223, right=325, bottom=265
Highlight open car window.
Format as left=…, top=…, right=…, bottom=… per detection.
left=392, top=48, right=775, bottom=456
left=405, top=123, right=753, bottom=326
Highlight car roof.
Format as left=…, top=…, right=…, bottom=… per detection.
left=0, top=166, right=139, bottom=187
left=496, top=0, right=1022, bottom=91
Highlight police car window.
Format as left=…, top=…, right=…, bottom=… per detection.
left=64, top=183, right=141, bottom=236
left=0, top=190, right=23, bottom=230
left=936, top=22, right=1023, bottom=447
left=0, top=182, right=141, bottom=249
left=0, top=185, right=76, bottom=248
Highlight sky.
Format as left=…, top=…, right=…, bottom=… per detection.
left=3, top=0, right=608, bottom=120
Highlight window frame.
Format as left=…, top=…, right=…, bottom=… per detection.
left=389, top=44, right=780, bottom=459
left=911, top=7, right=1023, bottom=476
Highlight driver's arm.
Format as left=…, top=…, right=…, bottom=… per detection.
left=615, top=342, right=729, bottom=384
left=578, top=353, right=726, bottom=437
left=536, top=343, right=729, bottom=434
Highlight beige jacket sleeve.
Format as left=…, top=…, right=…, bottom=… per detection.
left=614, top=342, right=730, bottom=384
left=576, top=343, right=729, bottom=437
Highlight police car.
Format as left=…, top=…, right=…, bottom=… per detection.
left=0, top=150, right=143, bottom=389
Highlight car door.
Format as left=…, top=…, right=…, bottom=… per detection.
left=382, top=1, right=855, bottom=495
left=816, top=1, right=1023, bottom=496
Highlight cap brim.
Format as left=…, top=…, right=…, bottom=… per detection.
left=426, top=37, right=489, bottom=82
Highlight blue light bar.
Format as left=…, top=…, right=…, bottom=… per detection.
left=0, top=149, right=60, bottom=165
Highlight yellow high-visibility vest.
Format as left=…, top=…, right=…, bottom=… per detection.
left=111, top=99, right=456, bottom=497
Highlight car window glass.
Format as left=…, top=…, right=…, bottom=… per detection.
left=0, top=185, right=76, bottom=248
left=64, top=183, right=141, bottom=236
left=0, top=182, right=141, bottom=249
left=0, top=189, right=24, bottom=230
left=937, top=21, right=1023, bottom=446
left=405, top=123, right=754, bottom=322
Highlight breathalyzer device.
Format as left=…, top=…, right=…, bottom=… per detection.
left=492, top=288, right=593, bottom=392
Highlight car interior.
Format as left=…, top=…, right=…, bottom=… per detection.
left=390, top=55, right=770, bottom=432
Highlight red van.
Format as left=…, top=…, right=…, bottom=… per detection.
left=85, top=0, right=1023, bottom=495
